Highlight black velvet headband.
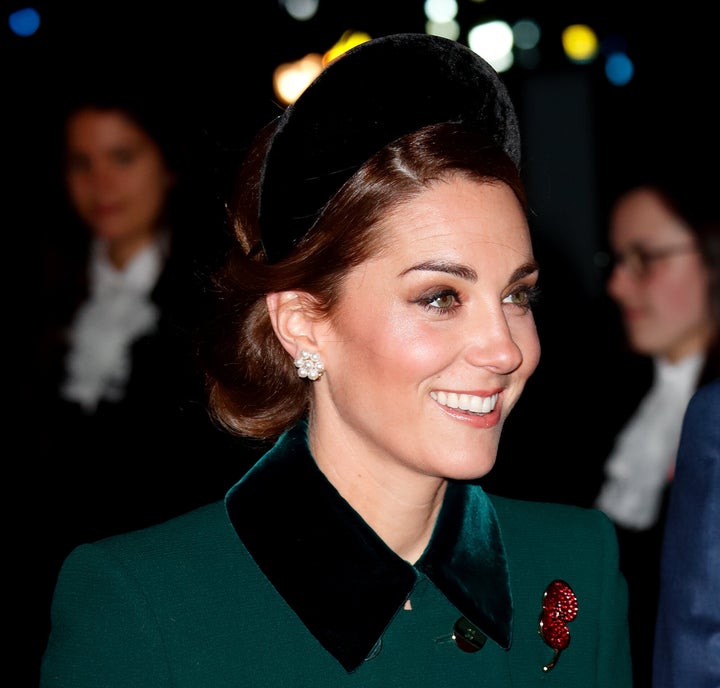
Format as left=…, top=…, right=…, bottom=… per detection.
left=258, top=32, right=521, bottom=263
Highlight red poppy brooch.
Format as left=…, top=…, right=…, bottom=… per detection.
left=538, top=579, right=578, bottom=672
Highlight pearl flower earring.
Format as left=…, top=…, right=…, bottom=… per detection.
left=294, top=350, right=325, bottom=380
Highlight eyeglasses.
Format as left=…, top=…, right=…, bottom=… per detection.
left=609, top=244, right=699, bottom=280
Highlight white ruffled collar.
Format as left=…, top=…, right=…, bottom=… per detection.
left=60, top=236, right=167, bottom=412
left=594, top=352, right=704, bottom=529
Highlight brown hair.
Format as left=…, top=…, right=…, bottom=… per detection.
left=200, top=121, right=527, bottom=440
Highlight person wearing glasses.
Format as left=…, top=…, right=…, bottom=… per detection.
left=480, top=164, right=719, bottom=687
left=592, top=173, right=720, bottom=687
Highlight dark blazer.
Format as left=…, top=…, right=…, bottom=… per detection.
left=41, top=422, right=632, bottom=687
left=653, top=377, right=720, bottom=688
left=19, top=232, right=262, bottom=685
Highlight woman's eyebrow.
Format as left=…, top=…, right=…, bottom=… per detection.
left=399, top=260, right=478, bottom=281
left=511, top=260, right=540, bottom=281
left=399, top=259, right=540, bottom=282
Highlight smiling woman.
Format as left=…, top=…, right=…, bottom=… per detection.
left=41, top=34, right=632, bottom=687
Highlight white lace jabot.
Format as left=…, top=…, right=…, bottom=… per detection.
left=594, top=353, right=704, bottom=530
left=60, top=237, right=165, bottom=412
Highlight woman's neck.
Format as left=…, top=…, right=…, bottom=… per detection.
left=309, top=424, right=447, bottom=564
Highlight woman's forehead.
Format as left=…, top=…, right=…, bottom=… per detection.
left=381, top=179, right=527, bottom=243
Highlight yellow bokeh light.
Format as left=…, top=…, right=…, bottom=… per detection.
left=324, top=30, right=372, bottom=65
left=561, top=24, right=599, bottom=63
left=273, top=31, right=373, bottom=106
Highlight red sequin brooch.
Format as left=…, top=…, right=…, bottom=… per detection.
left=538, top=579, right=578, bottom=672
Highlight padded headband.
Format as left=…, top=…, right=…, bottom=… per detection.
left=258, top=33, right=521, bottom=263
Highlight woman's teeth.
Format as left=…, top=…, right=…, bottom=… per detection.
left=430, top=391, right=498, bottom=414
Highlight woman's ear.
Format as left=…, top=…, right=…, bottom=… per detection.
left=265, top=291, right=320, bottom=357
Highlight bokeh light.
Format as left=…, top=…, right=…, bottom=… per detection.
left=273, top=54, right=324, bottom=105
left=9, top=7, right=41, bottom=37
left=562, top=24, right=600, bottom=64
left=425, top=19, right=461, bottom=40
left=424, top=0, right=458, bottom=24
left=280, top=0, right=320, bottom=21
left=605, top=52, right=635, bottom=86
left=323, top=30, right=372, bottom=64
left=513, top=19, right=541, bottom=50
left=468, top=20, right=515, bottom=72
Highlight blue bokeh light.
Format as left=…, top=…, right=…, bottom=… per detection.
left=9, top=7, right=41, bottom=37
left=605, top=51, right=634, bottom=86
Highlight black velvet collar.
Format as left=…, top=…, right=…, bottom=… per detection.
left=225, top=421, right=513, bottom=672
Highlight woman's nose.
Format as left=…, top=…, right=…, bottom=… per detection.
left=464, top=306, right=525, bottom=374
left=607, top=261, right=636, bottom=301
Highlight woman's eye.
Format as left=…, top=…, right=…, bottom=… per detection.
left=420, top=289, right=460, bottom=311
left=113, top=149, right=137, bottom=165
left=503, top=285, right=540, bottom=310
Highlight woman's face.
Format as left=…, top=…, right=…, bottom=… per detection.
left=64, top=108, right=176, bottom=245
left=311, top=176, right=540, bottom=483
left=606, top=187, right=713, bottom=361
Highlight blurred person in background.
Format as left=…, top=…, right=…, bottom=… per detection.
left=18, top=75, right=259, bottom=684
left=483, top=160, right=720, bottom=688
left=592, top=173, right=720, bottom=687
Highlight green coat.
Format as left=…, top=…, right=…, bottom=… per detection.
left=41, top=422, right=632, bottom=687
